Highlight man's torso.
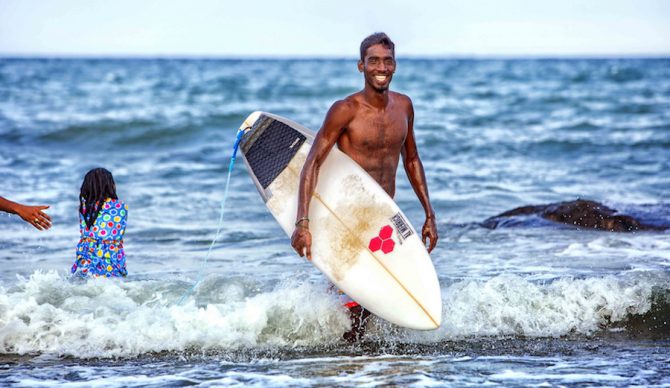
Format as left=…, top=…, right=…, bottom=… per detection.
left=336, top=91, right=410, bottom=198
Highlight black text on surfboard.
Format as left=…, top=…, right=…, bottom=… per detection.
left=391, top=212, right=413, bottom=243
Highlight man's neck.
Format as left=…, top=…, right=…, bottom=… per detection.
left=362, top=85, right=389, bottom=110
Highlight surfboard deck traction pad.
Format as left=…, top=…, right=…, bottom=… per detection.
left=241, top=114, right=306, bottom=189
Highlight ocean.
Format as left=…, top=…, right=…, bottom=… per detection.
left=0, top=57, right=669, bottom=386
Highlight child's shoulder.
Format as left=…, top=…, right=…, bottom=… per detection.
left=104, top=198, right=128, bottom=211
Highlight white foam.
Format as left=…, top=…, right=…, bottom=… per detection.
left=490, top=369, right=627, bottom=382
left=370, top=272, right=667, bottom=341
left=0, top=271, right=667, bottom=358
left=0, top=271, right=350, bottom=358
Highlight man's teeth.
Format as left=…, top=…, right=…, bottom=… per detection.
left=375, top=75, right=387, bottom=81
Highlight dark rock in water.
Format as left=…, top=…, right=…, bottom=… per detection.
left=482, top=199, right=668, bottom=232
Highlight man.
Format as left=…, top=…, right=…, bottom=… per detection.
left=290, top=32, right=438, bottom=341
left=0, top=196, right=52, bottom=230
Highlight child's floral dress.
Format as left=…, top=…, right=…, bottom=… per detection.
left=71, top=198, right=128, bottom=277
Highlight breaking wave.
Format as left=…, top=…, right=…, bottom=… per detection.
left=1, top=271, right=667, bottom=358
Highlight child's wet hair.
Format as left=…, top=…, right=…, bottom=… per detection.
left=79, top=168, right=118, bottom=230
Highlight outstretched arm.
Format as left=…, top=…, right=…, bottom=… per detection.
left=0, top=196, right=52, bottom=230
left=291, top=100, right=352, bottom=260
left=401, top=100, right=438, bottom=253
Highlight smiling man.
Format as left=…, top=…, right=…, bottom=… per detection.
left=291, top=32, right=438, bottom=342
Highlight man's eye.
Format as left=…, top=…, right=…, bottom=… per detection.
left=385, top=60, right=394, bottom=66
left=369, top=59, right=379, bottom=64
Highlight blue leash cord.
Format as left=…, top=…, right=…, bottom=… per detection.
left=178, top=128, right=246, bottom=305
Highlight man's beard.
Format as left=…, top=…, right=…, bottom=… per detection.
left=368, top=78, right=389, bottom=93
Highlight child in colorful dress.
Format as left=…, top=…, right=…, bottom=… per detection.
left=71, top=168, right=128, bottom=278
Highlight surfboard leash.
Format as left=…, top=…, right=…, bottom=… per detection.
left=177, top=127, right=247, bottom=305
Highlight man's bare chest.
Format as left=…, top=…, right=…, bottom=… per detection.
left=346, top=112, right=408, bottom=150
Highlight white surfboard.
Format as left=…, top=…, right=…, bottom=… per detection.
left=238, top=111, right=442, bottom=330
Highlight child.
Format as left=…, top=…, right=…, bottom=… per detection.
left=71, top=168, right=128, bottom=278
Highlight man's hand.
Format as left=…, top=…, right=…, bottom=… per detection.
left=291, top=226, right=312, bottom=260
left=15, top=204, right=52, bottom=231
left=422, top=216, right=438, bottom=253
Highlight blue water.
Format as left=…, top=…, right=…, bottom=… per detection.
left=1, top=57, right=669, bottom=386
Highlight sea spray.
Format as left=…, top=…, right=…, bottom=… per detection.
left=1, top=270, right=668, bottom=358
left=0, top=271, right=350, bottom=358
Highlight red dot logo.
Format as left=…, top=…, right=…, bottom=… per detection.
left=381, top=239, right=395, bottom=254
left=379, top=225, right=393, bottom=239
left=368, top=224, right=395, bottom=254
left=369, top=237, right=383, bottom=251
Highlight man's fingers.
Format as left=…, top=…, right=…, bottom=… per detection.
left=33, top=212, right=52, bottom=229
left=306, top=244, right=312, bottom=261
left=32, top=219, right=44, bottom=230
left=39, top=217, right=52, bottom=230
left=296, top=242, right=310, bottom=258
left=422, top=229, right=438, bottom=253
left=428, top=236, right=437, bottom=253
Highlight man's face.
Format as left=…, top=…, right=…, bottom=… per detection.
left=358, top=44, right=396, bottom=92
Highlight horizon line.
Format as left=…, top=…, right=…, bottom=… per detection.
left=1, top=52, right=669, bottom=60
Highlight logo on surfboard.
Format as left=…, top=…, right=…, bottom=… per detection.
left=391, top=212, right=413, bottom=243
left=368, top=225, right=396, bottom=254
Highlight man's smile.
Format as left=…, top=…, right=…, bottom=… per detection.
left=374, top=75, right=388, bottom=82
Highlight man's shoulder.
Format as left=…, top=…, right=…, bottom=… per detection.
left=390, top=91, right=413, bottom=107
left=327, top=94, right=360, bottom=118
left=339, top=92, right=364, bottom=109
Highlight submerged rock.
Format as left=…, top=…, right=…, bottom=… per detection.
left=482, top=199, right=667, bottom=232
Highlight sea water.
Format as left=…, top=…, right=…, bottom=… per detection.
left=0, top=58, right=669, bottom=386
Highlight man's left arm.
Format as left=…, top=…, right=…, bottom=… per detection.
left=401, top=99, right=438, bottom=253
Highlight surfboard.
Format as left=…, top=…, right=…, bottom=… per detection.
left=237, top=111, right=442, bottom=330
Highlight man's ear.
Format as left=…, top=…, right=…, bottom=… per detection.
left=357, top=60, right=364, bottom=72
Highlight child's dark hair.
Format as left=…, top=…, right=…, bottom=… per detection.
left=79, top=168, right=117, bottom=230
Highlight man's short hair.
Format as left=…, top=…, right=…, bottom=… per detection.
left=360, top=32, right=395, bottom=61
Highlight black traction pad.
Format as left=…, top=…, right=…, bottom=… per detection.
left=241, top=114, right=306, bottom=189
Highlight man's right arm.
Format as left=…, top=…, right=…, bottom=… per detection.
left=0, top=196, right=52, bottom=230
left=291, top=100, right=352, bottom=260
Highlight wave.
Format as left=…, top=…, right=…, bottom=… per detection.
left=0, top=271, right=667, bottom=358
left=31, top=111, right=246, bottom=148
left=0, top=271, right=350, bottom=358
left=434, top=274, right=667, bottom=338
